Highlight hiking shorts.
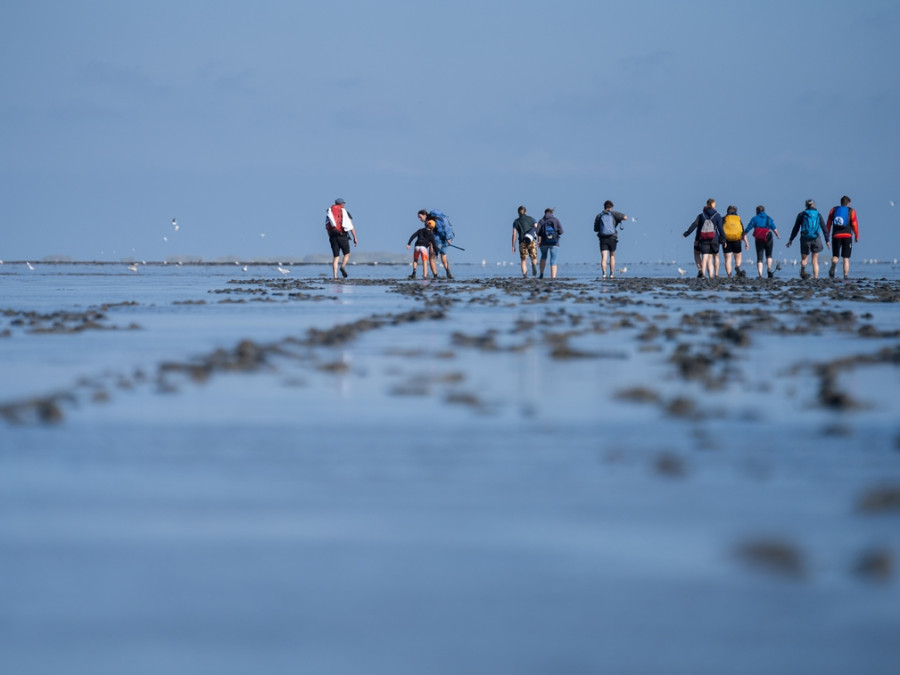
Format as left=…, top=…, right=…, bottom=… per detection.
left=519, top=239, right=537, bottom=261
left=329, top=232, right=351, bottom=257
left=698, top=241, right=718, bottom=255
left=800, top=238, right=824, bottom=255
left=414, top=246, right=430, bottom=262
left=831, top=238, right=853, bottom=258
left=598, top=235, right=618, bottom=252
left=540, top=245, right=559, bottom=265
left=433, top=238, right=448, bottom=255
left=723, top=240, right=743, bottom=254
left=755, top=237, right=774, bottom=259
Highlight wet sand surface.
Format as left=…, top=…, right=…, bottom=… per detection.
left=2, top=269, right=900, bottom=674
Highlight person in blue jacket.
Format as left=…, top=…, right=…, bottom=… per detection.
left=683, top=198, right=725, bottom=278
left=744, top=205, right=780, bottom=278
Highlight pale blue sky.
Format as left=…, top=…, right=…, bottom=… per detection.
left=2, top=0, right=898, bottom=264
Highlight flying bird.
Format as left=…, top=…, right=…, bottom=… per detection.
left=26, top=262, right=34, bottom=271
left=677, top=267, right=686, bottom=275
left=128, top=263, right=139, bottom=272
left=277, top=266, right=290, bottom=275
left=172, top=218, right=179, bottom=231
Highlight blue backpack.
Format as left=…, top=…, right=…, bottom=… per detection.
left=597, top=211, right=617, bottom=237
left=428, top=210, right=455, bottom=241
left=831, top=205, right=850, bottom=231
left=800, top=209, right=821, bottom=240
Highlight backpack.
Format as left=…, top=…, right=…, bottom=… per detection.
left=699, top=212, right=717, bottom=240
left=752, top=214, right=773, bottom=240
left=541, top=219, right=559, bottom=244
left=723, top=214, right=743, bottom=242
left=831, top=205, right=850, bottom=232
left=327, top=204, right=345, bottom=234
left=596, top=210, right=617, bottom=237
left=428, top=210, right=455, bottom=241
left=800, top=209, right=821, bottom=240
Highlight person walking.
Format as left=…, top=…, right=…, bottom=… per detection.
left=825, top=195, right=860, bottom=278
left=786, top=199, right=827, bottom=279
left=325, top=198, right=357, bottom=279
left=683, top=198, right=724, bottom=278
left=512, top=206, right=538, bottom=278
left=537, top=208, right=563, bottom=279
left=418, top=209, right=454, bottom=279
left=593, top=200, right=628, bottom=279
left=744, top=205, right=780, bottom=278
left=721, top=205, right=749, bottom=277
left=406, top=218, right=437, bottom=279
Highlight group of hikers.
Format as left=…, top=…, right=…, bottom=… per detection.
left=324, top=195, right=860, bottom=281
left=324, top=199, right=456, bottom=280
left=510, top=203, right=629, bottom=280
left=683, top=196, right=861, bottom=280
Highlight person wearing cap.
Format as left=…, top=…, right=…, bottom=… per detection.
left=786, top=199, right=827, bottom=279
left=325, top=198, right=357, bottom=279
left=536, top=208, right=563, bottom=279
left=825, top=195, right=860, bottom=278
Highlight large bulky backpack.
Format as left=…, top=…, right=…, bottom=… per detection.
left=597, top=211, right=617, bottom=237
left=428, top=210, right=455, bottom=241
left=723, top=214, right=743, bottom=242
left=699, top=213, right=717, bottom=240
left=800, top=209, right=821, bottom=240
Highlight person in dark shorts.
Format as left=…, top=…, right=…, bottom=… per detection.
left=786, top=199, right=827, bottom=279
left=325, top=198, right=358, bottom=279
left=593, top=200, right=628, bottom=279
left=721, top=205, right=749, bottom=277
left=744, top=205, right=780, bottom=278
left=825, top=195, right=860, bottom=279
left=683, top=198, right=724, bottom=278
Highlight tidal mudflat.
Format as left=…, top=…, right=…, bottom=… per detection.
left=2, top=264, right=899, bottom=674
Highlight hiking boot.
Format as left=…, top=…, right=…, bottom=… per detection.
left=828, top=263, right=836, bottom=278
left=800, top=268, right=810, bottom=280
left=767, top=270, right=774, bottom=278
left=446, top=271, right=453, bottom=279
left=340, top=266, right=348, bottom=278
left=531, top=263, right=537, bottom=276
left=408, top=272, right=416, bottom=279
left=697, top=271, right=703, bottom=278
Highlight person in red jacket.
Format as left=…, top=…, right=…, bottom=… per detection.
left=825, top=195, right=860, bottom=279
